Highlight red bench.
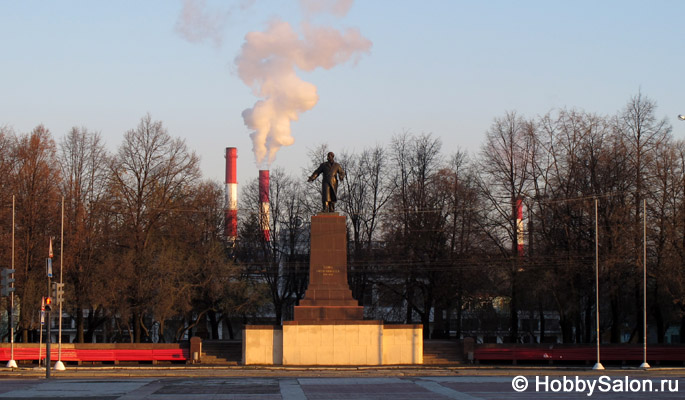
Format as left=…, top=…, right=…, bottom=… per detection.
left=0, top=344, right=188, bottom=363
left=474, top=344, right=685, bottom=363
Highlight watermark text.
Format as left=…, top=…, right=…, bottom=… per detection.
left=512, top=375, right=679, bottom=396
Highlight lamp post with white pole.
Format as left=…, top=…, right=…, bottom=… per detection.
left=54, top=197, right=65, bottom=371
left=593, top=198, right=604, bottom=370
left=6, top=196, right=17, bottom=369
left=639, top=199, right=650, bottom=369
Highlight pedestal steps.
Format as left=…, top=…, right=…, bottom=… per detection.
left=422, top=340, right=464, bottom=365
left=200, top=340, right=241, bottom=365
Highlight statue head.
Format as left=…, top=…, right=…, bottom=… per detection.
left=327, top=152, right=335, bottom=163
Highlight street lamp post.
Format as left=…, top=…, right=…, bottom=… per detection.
left=593, top=198, right=604, bottom=370
left=678, top=114, right=685, bottom=121
left=6, top=196, right=17, bottom=369
left=639, top=199, right=650, bottom=369
left=54, top=197, right=65, bottom=371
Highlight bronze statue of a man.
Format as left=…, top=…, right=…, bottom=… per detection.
left=308, top=152, right=345, bottom=212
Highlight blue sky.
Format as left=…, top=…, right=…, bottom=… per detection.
left=2, top=0, right=684, bottom=189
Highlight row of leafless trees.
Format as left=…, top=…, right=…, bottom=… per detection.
left=2, top=93, right=685, bottom=344
left=239, top=93, right=685, bottom=343
left=0, top=115, right=261, bottom=343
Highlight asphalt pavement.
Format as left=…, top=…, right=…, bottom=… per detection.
left=0, top=366, right=684, bottom=399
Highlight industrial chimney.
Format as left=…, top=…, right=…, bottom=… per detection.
left=258, top=170, right=270, bottom=242
left=225, top=147, right=238, bottom=241
left=516, top=197, right=524, bottom=258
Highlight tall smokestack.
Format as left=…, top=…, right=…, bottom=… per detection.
left=516, top=197, right=524, bottom=258
left=258, top=170, right=270, bottom=242
left=225, top=147, right=238, bottom=241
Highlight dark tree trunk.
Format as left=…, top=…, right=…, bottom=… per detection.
left=584, top=300, right=592, bottom=343
left=226, top=318, right=234, bottom=340
left=560, top=315, right=573, bottom=343
left=610, top=294, right=621, bottom=343
left=21, top=320, right=28, bottom=343
left=133, top=312, right=141, bottom=343
left=455, top=289, right=463, bottom=340
left=433, top=307, right=444, bottom=339
left=405, top=275, right=414, bottom=324
left=636, top=283, right=644, bottom=344
left=653, top=301, right=665, bottom=344
left=77, top=307, right=84, bottom=343
left=85, top=309, right=106, bottom=343
left=538, top=300, right=545, bottom=343
left=2, top=304, right=9, bottom=343
left=509, top=271, right=518, bottom=343
left=274, top=299, right=283, bottom=325
left=421, top=310, right=431, bottom=340
left=208, top=310, right=220, bottom=340
left=423, top=290, right=434, bottom=339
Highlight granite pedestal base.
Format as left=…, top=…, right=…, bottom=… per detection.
left=243, top=323, right=423, bottom=365
left=243, top=214, right=423, bottom=365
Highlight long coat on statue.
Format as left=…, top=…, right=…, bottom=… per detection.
left=309, top=160, right=345, bottom=205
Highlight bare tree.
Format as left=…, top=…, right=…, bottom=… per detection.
left=10, top=126, right=61, bottom=342
left=237, top=168, right=308, bottom=323
left=477, top=112, right=536, bottom=342
left=0, top=126, right=15, bottom=342
left=158, top=180, right=250, bottom=342
left=109, top=114, right=200, bottom=342
left=649, top=140, right=682, bottom=342
left=434, top=150, right=485, bottom=339
left=383, top=131, right=447, bottom=337
left=615, top=92, right=672, bottom=343
left=338, top=145, right=392, bottom=304
left=532, top=110, right=612, bottom=343
left=58, top=127, right=111, bottom=342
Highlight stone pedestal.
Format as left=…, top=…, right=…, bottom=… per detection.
left=244, top=323, right=423, bottom=365
left=243, top=213, right=423, bottom=366
left=242, top=326, right=283, bottom=365
left=293, top=213, right=363, bottom=321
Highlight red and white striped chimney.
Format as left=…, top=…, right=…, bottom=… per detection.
left=516, top=197, right=524, bottom=257
left=225, top=147, right=238, bottom=241
left=258, top=170, right=270, bottom=242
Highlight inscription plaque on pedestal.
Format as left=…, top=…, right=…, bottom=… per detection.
left=292, top=213, right=364, bottom=322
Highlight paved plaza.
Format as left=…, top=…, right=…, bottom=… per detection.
left=0, top=372, right=683, bottom=399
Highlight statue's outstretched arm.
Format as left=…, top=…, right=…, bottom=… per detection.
left=308, top=165, right=323, bottom=182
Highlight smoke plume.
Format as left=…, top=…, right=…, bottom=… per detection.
left=175, top=0, right=251, bottom=47
left=235, top=7, right=371, bottom=167
left=299, top=0, right=354, bottom=17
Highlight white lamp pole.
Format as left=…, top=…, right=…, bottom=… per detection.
left=6, top=196, right=17, bottom=369
left=54, top=197, right=65, bottom=371
left=639, top=199, right=650, bottom=369
left=593, top=198, right=604, bottom=370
